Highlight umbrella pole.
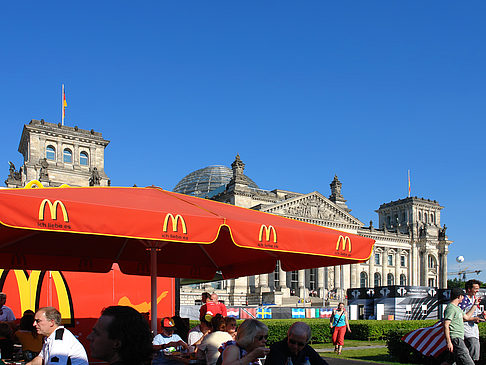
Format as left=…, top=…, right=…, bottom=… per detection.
left=151, top=247, right=158, bottom=334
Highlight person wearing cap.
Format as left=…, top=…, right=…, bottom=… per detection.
left=443, top=287, right=481, bottom=365
left=152, top=317, right=189, bottom=365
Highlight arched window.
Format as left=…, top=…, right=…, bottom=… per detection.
left=424, top=212, right=428, bottom=223
left=80, top=151, right=89, bottom=166
left=400, top=274, right=407, bottom=285
left=387, top=273, right=394, bottom=286
left=360, top=272, right=368, bottom=288
left=428, top=255, right=437, bottom=269
left=46, top=145, right=56, bottom=160
left=374, top=272, right=381, bottom=287
left=418, top=211, right=422, bottom=221
left=63, top=148, right=72, bottom=163
left=386, top=216, right=391, bottom=226
left=431, top=213, right=435, bottom=224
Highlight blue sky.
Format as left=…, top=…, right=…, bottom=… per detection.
left=1, top=2, right=485, bottom=282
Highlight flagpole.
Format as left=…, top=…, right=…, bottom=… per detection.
left=408, top=170, right=411, bottom=198
left=61, top=84, right=65, bottom=126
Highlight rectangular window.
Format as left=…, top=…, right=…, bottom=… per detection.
left=400, top=255, right=406, bottom=267
left=375, top=253, right=380, bottom=265
left=388, top=255, right=393, bottom=266
left=406, top=305, right=412, bottom=315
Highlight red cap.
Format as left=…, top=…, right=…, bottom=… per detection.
left=162, top=317, right=176, bottom=328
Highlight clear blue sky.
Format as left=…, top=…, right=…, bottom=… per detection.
left=1, top=2, right=485, bottom=282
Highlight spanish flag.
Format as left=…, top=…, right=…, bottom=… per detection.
left=62, top=84, right=67, bottom=125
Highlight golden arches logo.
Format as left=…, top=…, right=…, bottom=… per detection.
left=38, top=199, right=69, bottom=222
left=336, top=235, right=352, bottom=252
left=162, top=213, right=187, bottom=234
left=259, top=225, right=277, bottom=243
left=0, top=269, right=74, bottom=325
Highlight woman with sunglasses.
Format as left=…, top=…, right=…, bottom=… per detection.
left=330, top=303, right=351, bottom=355
left=220, top=319, right=270, bottom=365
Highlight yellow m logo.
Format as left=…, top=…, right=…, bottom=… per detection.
left=259, top=225, right=277, bottom=243
left=162, top=214, right=187, bottom=234
left=336, top=235, right=352, bottom=252
left=38, top=199, right=69, bottom=222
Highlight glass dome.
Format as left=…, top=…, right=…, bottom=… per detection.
left=173, top=165, right=259, bottom=197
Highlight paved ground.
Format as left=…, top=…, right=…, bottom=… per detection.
left=316, top=345, right=386, bottom=353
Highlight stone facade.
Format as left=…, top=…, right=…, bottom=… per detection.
left=179, top=155, right=452, bottom=306
left=5, top=119, right=110, bottom=188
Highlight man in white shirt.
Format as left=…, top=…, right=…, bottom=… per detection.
left=460, top=280, right=485, bottom=364
left=152, top=317, right=189, bottom=365
left=26, top=307, right=88, bottom=365
left=0, top=292, right=15, bottom=322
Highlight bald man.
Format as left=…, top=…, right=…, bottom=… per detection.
left=265, top=322, right=328, bottom=365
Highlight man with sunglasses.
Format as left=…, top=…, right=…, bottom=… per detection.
left=265, top=322, right=328, bottom=364
left=26, top=306, right=88, bottom=365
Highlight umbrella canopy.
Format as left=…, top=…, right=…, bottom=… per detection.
left=0, top=185, right=374, bottom=331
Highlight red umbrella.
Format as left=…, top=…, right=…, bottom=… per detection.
left=0, top=185, right=374, bottom=331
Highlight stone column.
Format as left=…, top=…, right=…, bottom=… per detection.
left=317, top=267, right=325, bottom=297
left=369, top=248, right=375, bottom=287
left=259, top=273, right=270, bottom=293
left=382, top=248, right=388, bottom=286
left=395, top=251, right=400, bottom=285
left=422, top=251, right=428, bottom=286
left=278, top=264, right=291, bottom=297
left=411, top=244, right=418, bottom=286
left=334, top=265, right=341, bottom=291
left=298, top=270, right=306, bottom=298
left=441, top=251, right=448, bottom=289
left=351, top=264, right=358, bottom=289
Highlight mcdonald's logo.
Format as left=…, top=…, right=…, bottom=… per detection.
left=0, top=269, right=74, bottom=326
left=259, top=225, right=277, bottom=243
left=162, top=213, right=187, bottom=234
left=336, top=235, right=352, bottom=252
left=38, top=199, right=69, bottom=222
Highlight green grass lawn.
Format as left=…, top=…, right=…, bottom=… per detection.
left=311, top=340, right=416, bottom=365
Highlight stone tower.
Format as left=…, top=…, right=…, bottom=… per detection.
left=5, top=119, right=110, bottom=188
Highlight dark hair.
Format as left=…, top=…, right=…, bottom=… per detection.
left=210, top=314, right=226, bottom=332
left=202, top=292, right=211, bottom=302
left=451, top=287, right=465, bottom=300
left=465, top=279, right=481, bottom=291
left=101, top=306, right=153, bottom=365
left=19, top=313, right=38, bottom=337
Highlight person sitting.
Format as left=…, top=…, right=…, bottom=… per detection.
left=152, top=317, right=189, bottom=365
left=87, top=306, right=153, bottom=365
left=14, top=313, right=43, bottom=361
left=188, top=319, right=211, bottom=352
left=0, top=322, right=14, bottom=359
left=198, top=315, right=233, bottom=365
left=265, top=322, right=328, bottom=365
left=224, top=317, right=237, bottom=340
left=220, top=318, right=269, bottom=365
left=199, top=292, right=211, bottom=322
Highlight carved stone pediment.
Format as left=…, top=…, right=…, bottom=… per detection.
left=259, top=191, right=363, bottom=227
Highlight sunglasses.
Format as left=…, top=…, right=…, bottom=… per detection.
left=256, top=335, right=268, bottom=341
left=288, top=338, right=306, bottom=347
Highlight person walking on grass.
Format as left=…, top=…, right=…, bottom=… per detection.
left=330, top=302, right=351, bottom=355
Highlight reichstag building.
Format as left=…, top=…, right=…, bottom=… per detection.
left=5, top=120, right=452, bottom=307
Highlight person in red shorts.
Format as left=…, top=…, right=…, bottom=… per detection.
left=330, top=302, right=351, bottom=355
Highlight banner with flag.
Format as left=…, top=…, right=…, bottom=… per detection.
left=291, top=308, right=305, bottom=318
left=320, top=308, right=333, bottom=318
left=240, top=307, right=257, bottom=319
left=305, top=308, right=319, bottom=318
left=256, top=307, right=272, bottom=319
left=226, top=308, right=239, bottom=318
left=401, top=321, right=447, bottom=358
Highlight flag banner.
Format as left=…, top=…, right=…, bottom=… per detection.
left=320, top=308, right=333, bottom=318
left=256, top=307, right=272, bottom=319
left=226, top=308, right=239, bottom=318
left=305, top=308, right=319, bottom=318
left=240, top=307, right=256, bottom=319
left=291, top=308, right=305, bottom=318
left=401, top=321, right=446, bottom=358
